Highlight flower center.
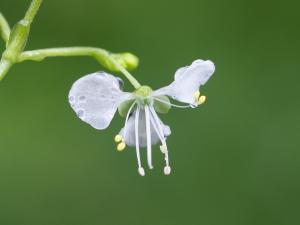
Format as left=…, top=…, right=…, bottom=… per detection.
left=134, top=85, right=153, bottom=98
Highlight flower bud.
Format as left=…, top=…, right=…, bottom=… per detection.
left=115, top=52, right=139, bottom=71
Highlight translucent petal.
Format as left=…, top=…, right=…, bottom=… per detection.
left=120, top=108, right=171, bottom=147
left=152, top=59, right=215, bottom=104
left=68, top=72, right=132, bottom=130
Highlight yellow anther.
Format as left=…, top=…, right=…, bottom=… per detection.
left=198, top=95, right=206, bottom=105
left=114, top=134, right=122, bottom=143
left=193, top=91, right=200, bottom=100
left=117, top=142, right=126, bottom=151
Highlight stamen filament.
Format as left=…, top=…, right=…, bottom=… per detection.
left=123, top=101, right=137, bottom=141
left=134, top=105, right=145, bottom=176
left=149, top=107, right=171, bottom=175
left=153, top=97, right=191, bottom=109
left=149, top=107, right=169, bottom=166
left=145, top=105, right=153, bottom=169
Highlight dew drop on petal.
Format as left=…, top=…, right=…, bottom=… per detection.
left=79, top=95, right=86, bottom=101
left=69, top=95, right=74, bottom=102
left=77, top=109, right=84, bottom=118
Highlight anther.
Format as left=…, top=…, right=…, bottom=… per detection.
left=198, top=95, right=206, bottom=105
left=114, top=134, right=122, bottom=143
left=117, top=142, right=126, bottom=151
left=138, top=167, right=145, bottom=176
left=164, top=166, right=171, bottom=175
left=193, top=91, right=200, bottom=100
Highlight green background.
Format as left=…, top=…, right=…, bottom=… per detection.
left=1, top=0, right=299, bottom=225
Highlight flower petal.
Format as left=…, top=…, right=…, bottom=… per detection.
left=68, top=72, right=132, bottom=130
left=120, top=108, right=171, bottom=147
left=152, top=59, right=215, bottom=104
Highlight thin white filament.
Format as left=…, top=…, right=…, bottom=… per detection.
left=149, top=115, right=164, bottom=143
left=123, top=101, right=137, bottom=140
left=134, top=105, right=143, bottom=172
left=144, top=105, right=153, bottom=169
left=149, top=107, right=170, bottom=167
left=153, top=97, right=191, bottom=109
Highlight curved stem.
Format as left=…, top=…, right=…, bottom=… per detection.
left=19, top=47, right=141, bottom=89
left=108, top=55, right=141, bottom=89
left=0, top=13, right=11, bottom=43
left=19, top=47, right=108, bottom=61
left=0, top=0, right=141, bottom=88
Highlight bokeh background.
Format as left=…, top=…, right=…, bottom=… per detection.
left=1, top=0, right=300, bottom=225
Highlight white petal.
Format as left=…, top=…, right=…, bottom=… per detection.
left=120, top=108, right=171, bottom=147
left=68, top=72, right=132, bottom=130
left=152, top=59, right=215, bottom=104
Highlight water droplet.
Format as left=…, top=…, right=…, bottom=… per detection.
left=69, top=96, right=74, bottom=102
left=77, top=109, right=84, bottom=118
left=79, top=95, right=86, bottom=101
left=117, top=78, right=124, bottom=90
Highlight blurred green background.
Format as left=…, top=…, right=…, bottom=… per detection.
left=1, top=0, right=300, bottom=225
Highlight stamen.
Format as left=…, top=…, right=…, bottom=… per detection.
left=193, top=91, right=200, bottom=100
left=164, top=166, right=171, bottom=175
left=198, top=95, right=206, bottom=105
left=114, top=134, right=122, bottom=143
left=145, top=105, right=153, bottom=169
left=138, top=167, right=145, bottom=176
left=153, top=97, right=191, bottom=109
left=149, top=106, right=171, bottom=175
left=149, top=116, right=166, bottom=155
left=148, top=113, right=165, bottom=154
left=117, top=142, right=126, bottom=151
left=134, top=105, right=145, bottom=176
left=193, top=90, right=207, bottom=106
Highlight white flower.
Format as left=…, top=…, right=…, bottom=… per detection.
left=68, top=59, right=215, bottom=176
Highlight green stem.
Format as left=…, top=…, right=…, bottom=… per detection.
left=0, top=0, right=141, bottom=88
left=0, top=0, right=43, bottom=81
left=0, top=13, right=11, bottom=43
left=0, top=59, right=12, bottom=81
left=108, top=55, right=141, bottom=89
left=24, top=0, right=43, bottom=24
left=19, top=47, right=141, bottom=89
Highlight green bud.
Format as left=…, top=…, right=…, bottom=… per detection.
left=118, top=52, right=139, bottom=71
left=101, top=52, right=139, bottom=73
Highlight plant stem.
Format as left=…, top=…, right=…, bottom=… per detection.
left=19, top=47, right=141, bottom=89
left=0, top=59, right=12, bottom=81
left=0, top=0, right=44, bottom=81
left=24, top=0, right=43, bottom=24
left=109, top=56, right=141, bottom=89
left=0, top=13, right=11, bottom=43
